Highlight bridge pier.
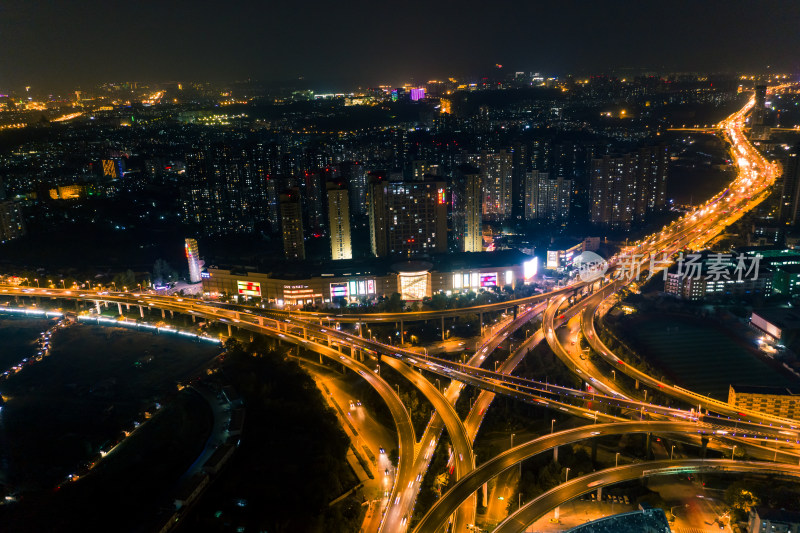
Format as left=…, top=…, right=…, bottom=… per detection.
left=596, top=487, right=602, bottom=502
left=227, top=324, right=232, bottom=336
left=441, top=316, right=445, bottom=341
left=126, top=303, right=130, bottom=311
left=400, top=319, right=404, bottom=344
left=554, top=446, right=558, bottom=462
left=192, top=314, right=196, bottom=323
left=95, top=301, right=101, bottom=314
left=139, top=305, right=144, bottom=318
left=161, top=309, right=166, bottom=319
left=117, top=302, right=122, bottom=316
left=169, top=310, right=173, bottom=319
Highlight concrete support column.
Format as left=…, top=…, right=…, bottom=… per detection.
left=597, top=487, right=603, bottom=501
left=126, top=303, right=130, bottom=311
left=441, top=316, right=445, bottom=341
left=169, top=310, right=173, bottom=319
left=227, top=324, right=232, bottom=336
left=161, top=309, right=165, bottom=319
left=554, top=446, right=558, bottom=462
left=95, top=301, right=101, bottom=314
left=139, top=305, right=144, bottom=318
left=117, top=302, right=123, bottom=315
left=192, top=314, right=196, bottom=323
left=400, top=320, right=404, bottom=345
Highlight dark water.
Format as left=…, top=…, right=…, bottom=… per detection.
left=0, top=317, right=220, bottom=490
left=625, top=316, right=797, bottom=400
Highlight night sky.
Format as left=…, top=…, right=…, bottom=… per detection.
left=1, top=0, right=799, bottom=91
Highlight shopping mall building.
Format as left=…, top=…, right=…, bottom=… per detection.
left=202, top=250, right=538, bottom=307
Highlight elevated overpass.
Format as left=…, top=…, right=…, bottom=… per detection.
left=495, top=459, right=800, bottom=533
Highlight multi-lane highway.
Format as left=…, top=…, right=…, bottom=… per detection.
left=495, top=459, right=800, bottom=533
left=412, top=421, right=702, bottom=532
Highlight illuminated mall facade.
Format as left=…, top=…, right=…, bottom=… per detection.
left=202, top=250, right=538, bottom=307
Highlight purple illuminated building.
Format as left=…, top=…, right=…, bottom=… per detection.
left=410, top=87, right=425, bottom=101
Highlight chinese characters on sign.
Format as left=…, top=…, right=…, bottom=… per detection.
left=610, top=253, right=762, bottom=282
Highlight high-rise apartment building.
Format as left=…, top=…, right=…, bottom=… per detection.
left=453, top=166, right=483, bottom=252
left=524, top=171, right=571, bottom=224
left=480, top=149, right=513, bottom=221
left=280, top=188, right=306, bottom=261
left=327, top=182, right=352, bottom=260
left=779, top=145, right=800, bottom=226
left=590, top=145, right=668, bottom=230
left=343, top=162, right=368, bottom=217
left=368, top=178, right=447, bottom=257
left=636, top=145, right=670, bottom=214
left=590, top=154, right=638, bottom=230
left=511, top=141, right=530, bottom=221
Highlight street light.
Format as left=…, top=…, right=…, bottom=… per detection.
left=670, top=445, right=676, bottom=461
left=565, top=467, right=570, bottom=483
left=611, top=369, right=616, bottom=381
left=731, top=445, right=737, bottom=459
left=551, top=419, right=556, bottom=434
left=615, top=452, right=620, bottom=467
left=510, top=433, right=515, bottom=448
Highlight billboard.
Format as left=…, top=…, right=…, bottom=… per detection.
left=237, top=281, right=261, bottom=297
left=546, top=251, right=560, bottom=269
left=330, top=283, right=348, bottom=298
left=523, top=257, right=538, bottom=281
left=399, top=272, right=428, bottom=300
left=480, top=273, right=497, bottom=287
